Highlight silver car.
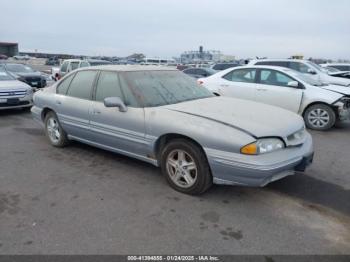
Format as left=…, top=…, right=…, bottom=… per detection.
left=0, top=67, right=33, bottom=110
left=31, top=66, right=314, bottom=194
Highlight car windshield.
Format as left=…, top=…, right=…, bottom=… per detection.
left=6, top=64, right=35, bottom=73
left=0, top=69, right=15, bottom=80
left=287, top=69, right=327, bottom=86
left=306, top=61, right=325, bottom=73
left=121, top=70, right=214, bottom=107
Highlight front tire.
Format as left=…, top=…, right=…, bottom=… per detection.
left=160, top=139, right=212, bottom=195
left=44, top=111, right=69, bottom=147
left=303, top=104, right=336, bottom=131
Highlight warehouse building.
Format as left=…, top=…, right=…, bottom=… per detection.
left=0, top=42, right=19, bottom=57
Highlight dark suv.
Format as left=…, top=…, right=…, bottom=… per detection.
left=0, top=63, right=46, bottom=89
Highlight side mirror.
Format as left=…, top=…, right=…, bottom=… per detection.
left=287, top=81, right=299, bottom=88
left=103, top=97, right=128, bottom=112
left=307, top=68, right=316, bottom=75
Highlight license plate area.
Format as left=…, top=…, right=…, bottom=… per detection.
left=7, top=98, right=20, bottom=105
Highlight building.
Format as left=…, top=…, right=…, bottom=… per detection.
left=180, top=46, right=236, bottom=63
left=0, top=42, right=19, bottom=57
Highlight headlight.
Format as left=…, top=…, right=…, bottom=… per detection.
left=241, top=138, right=285, bottom=155
left=26, top=88, right=33, bottom=95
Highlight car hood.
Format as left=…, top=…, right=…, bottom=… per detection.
left=326, top=74, right=350, bottom=86
left=163, top=97, right=304, bottom=138
left=0, top=80, right=31, bottom=90
left=319, top=84, right=350, bottom=95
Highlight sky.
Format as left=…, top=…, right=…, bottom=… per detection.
left=1, top=0, right=350, bottom=59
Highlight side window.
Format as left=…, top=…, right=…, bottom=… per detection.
left=57, top=73, right=75, bottom=95
left=60, top=61, right=68, bottom=73
left=70, top=62, right=80, bottom=71
left=185, top=69, right=195, bottom=74
left=118, top=74, right=139, bottom=107
left=95, top=72, right=124, bottom=102
left=289, top=62, right=310, bottom=73
left=255, top=61, right=288, bottom=67
left=333, top=65, right=350, bottom=71
left=67, top=71, right=97, bottom=100
left=223, top=68, right=256, bottom=83
left=260, top=69, right=294, bottom=87
left=80, top=61, right=90, bottom=68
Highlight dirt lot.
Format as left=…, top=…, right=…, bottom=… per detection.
left=0, top=110, right=349, bottom=254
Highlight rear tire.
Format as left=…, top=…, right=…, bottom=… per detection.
left=160, top=139, right=212, bottom=195
left=44, top=111, right=69, bottom=147
left=303, top=104, right=336, bottom=131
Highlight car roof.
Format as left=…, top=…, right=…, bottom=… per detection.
left=77, top=65, right=178, bottom=72
left=230, top=65, right=294, bottom=72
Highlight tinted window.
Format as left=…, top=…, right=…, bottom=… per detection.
left=120, top=71, right=213, bottom=107
left=255, top=61, right=288, bottom=67
left=184, top=68, right=196, bottom=74
left=67, top=71, right=97, bottom=99
left=80, top=61, right=90, bottom=68
left=260, top=69, right=294, bottom=87
left=95, top=72, right=123, bottom=102
left=223, top=68, right=256, bottom=83
left=60, top=61, right=68, bottom=73
left=57, top=73, right=75, bottom=94
left=212, top=63, right=238, bottom=70
left=70, top=62, right=80, bottom=71
left=289, top=62, right=310, bottom=73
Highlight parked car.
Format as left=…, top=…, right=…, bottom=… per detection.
left=0, top=67, right=33, bottom=110
left=58, top=59, right=112, bottom=79
left=31, top=65, right=313, bottom=195
left=45, top=57, right=60, bottom=66
left=211, top=62, right=239, bottom=71
left=1, top=63, right=46, bottom=89
left=249, top=59, right=350, bottom=87
left=183, top=67, right=216, bottom=78
left=13, top=55, right=31, bottom=60
left=0, top=54, right=8, bottom=60
left=321, top=63, right=350, bottom=72
left=198, top=66, right=350, bottom=131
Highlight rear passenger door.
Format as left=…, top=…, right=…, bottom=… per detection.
left=219, top=68, right=257, bottom=101
left=255, top=69, right=303, bottom=113
left=89, top=71, right=147, bottom=156
left=55, top=70, right=97, bottom=140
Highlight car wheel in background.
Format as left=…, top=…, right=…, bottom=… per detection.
left=161, top=139, right=212, bottom=195
left=44, top=111, right=69, bottom=147
left=304, top=104, right=336, bottom=131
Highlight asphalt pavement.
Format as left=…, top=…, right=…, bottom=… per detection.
left=0, top=109, right=349, bottom=254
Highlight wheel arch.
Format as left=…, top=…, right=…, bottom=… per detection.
left=41, top=107, right=55, bottom=122
left=302, top=101, right=337, bottom=117
left=153, top=133, right=206, bottom=163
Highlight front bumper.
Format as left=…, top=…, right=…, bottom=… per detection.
left=0, top=96, right=33, bottom=110
left=338, top=107, right=350, bottom=121
left=206, top=133, right=314, bottom=187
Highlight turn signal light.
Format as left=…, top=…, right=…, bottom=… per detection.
left=240, top=143, right=257, bottom=155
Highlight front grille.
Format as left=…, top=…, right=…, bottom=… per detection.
left=0, top=101, right=30, bottom=107
left=0, top=89, right=27, bottom=98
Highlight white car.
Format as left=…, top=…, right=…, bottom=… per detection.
left=320, top=63, right=350, bottom=72
left=248, top=59, right=350, bottom=87
left=198, top=66, right=350, bottom=131
left=0, top=67, right=33, bottom=110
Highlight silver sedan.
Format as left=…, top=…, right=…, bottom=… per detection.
left=31, top=65, right=314, bottom=194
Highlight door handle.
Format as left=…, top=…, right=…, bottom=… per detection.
left=92, top=109, right=101, bottom=114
